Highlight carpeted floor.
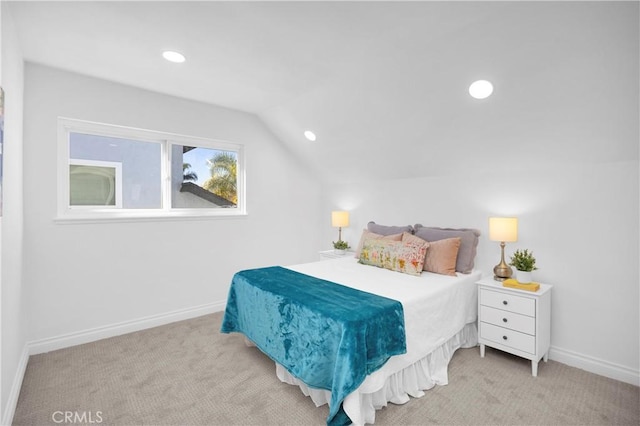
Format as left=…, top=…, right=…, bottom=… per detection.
left=12, top=312, right=640, bottom=425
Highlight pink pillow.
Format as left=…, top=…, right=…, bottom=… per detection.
left=403, top=232, right=461, bottom=276
left=354, top=229, right=403, bottom=258
left=423, top=237, right=461, bottom=276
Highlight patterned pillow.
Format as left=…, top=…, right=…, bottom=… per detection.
left=401, top=232, right=428, bottom=248
left=359, top=239, right=428, bottom=276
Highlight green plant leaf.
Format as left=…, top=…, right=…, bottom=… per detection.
left=509, top=249, right=538, bottom=272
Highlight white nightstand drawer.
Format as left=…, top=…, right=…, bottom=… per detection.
left=480, top=288, right=535, bottom=317
left=480, top=305, right=535, bottom=335
left=480, top=322, right=535, bottom=354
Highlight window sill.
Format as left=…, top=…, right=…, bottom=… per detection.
left=54, top=209, right=248, bottom=224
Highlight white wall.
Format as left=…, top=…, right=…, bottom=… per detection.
left=23, top=64, right=323, bottom=345
left=324, top=160, right=639, bottom=384
left=1, top=3, right=26, bottom=424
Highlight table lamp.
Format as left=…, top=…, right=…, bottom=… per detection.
left=331, top=211, right=349, bottom=242
left=489, top=217, right=518, bottom=281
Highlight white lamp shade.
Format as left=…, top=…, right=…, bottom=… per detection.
left=331, top=211, right=349, bottom=228
left=489, top=217, right=518, bottom=242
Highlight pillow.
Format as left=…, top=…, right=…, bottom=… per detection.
left=401, top=231, right=427, bottom=246
left=354, top=229, right=403, bottom=258
left=422, top=237, right=461, bottom=276
left=402, top=232, right=460, bottom=275
left=413, top=225, right=480, bottom=274
left=359, top=239, right=428, bottom=276
left=401, top=232, right=429, bottom=270
left=367, top=221, right=413, bottom=236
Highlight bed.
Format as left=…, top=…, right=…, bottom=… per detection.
left=221, top=224, right=482, bottom=425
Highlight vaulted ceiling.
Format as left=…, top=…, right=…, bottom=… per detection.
left=8, top=1, right=639, bottom=182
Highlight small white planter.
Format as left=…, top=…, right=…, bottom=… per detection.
left=333, top=249, right=346, bottom=255
left=516, top=270, right=533, bottom=284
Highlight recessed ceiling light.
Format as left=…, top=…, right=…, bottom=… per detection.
left=162, top=50, right=186, bottom=63
left=304, top=130, right=317, bottom=141
left=469, top=80, right=493, bottom=99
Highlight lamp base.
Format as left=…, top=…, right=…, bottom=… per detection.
left=493, top=241, right=513, bottom=281
left=493, top=263, right=513, bottom=281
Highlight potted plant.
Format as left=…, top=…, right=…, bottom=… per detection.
left=509, top=249, right=538, bottom=284
left=332, top=240, right=350, bottom=255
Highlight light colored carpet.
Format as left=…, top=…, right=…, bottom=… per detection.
left=13, top=312, right=639, bottom=425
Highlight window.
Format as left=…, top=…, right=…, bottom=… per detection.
left=57, top=118, right=245, bottom=221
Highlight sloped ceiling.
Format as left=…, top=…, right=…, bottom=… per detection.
left=8, top=1, right=639, bottom=182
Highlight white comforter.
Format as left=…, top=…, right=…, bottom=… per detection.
left=287, top=257, right=480, bottom=392
left=283, top=257, right=481, bottom=423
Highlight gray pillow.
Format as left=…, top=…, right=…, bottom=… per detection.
left=367, top=221, right=413, bottom=236
left=413, top=225, right=480, bottom=274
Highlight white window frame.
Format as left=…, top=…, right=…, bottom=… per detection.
left=57, top=117, right=246, bottom=222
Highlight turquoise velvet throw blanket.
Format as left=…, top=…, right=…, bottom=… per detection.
left=220, top=266, right=406, bottom=425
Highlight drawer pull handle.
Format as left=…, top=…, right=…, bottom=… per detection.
left=503, top=336, right=508, bottom=340
left=502, top=318, right=508, bottom=323
left=502, top=300, right=508, bottom=305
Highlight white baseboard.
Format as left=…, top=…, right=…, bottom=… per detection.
left=549, top=345, right=639, bottom=386
left=28, top=300, right=226, bottom=355
left=1, top=345, right=29, bottom=426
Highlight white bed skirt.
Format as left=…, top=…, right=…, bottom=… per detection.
left=275, top=322, right=478, bottom=425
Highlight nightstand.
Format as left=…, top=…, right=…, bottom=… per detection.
left=318, top=249, right=354, bottom=260
left=477, top=277, right=552, bottom=377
